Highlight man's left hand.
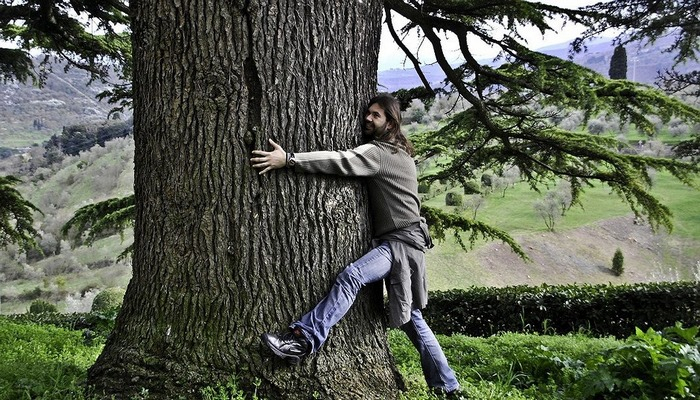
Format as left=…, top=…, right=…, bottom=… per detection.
left=251, top=139, right=287, bottom=175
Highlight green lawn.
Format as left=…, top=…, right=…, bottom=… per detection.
left=424, top=171, right=699, bottom=239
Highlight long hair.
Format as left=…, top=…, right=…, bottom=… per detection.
left=365, top=93, right=415, bottom=156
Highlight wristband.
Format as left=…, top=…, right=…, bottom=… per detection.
left=286, top=152, right=296, bottom=167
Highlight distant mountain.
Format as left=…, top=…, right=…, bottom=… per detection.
left=378, top=63, right=450, bottom=93
left=378, top=36, right=699, bottom=92
left=0, top=60, right=124, bottom=149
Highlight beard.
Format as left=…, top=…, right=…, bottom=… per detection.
left=362, top=121, right=389, bottom=141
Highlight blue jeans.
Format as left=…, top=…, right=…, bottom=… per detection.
left=291, top=242, right=459, bottom=392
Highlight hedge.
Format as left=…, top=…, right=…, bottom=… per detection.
left=8, top=282, right=698, bottom=341
left=423, top=281, right=700, bottom=338
left=4, top=311, right=116, bottom=338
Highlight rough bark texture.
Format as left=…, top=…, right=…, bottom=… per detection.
left=87, top=1, right=402, bottom=398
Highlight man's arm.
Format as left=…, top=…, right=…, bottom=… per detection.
left=251, top=140, right=381, bottom=177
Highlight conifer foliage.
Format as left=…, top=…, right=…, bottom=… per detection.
left=576, top=0, right=700, bottom=98
left=0, top=175, right=40, bottom=252
left=609, top=44, right=627, bottom=80
left=50, top=0, right=700, bottom=259
left=612, top=248, right=625, bottom=276
left=384, top=0, right=700, bottom=251
left=0, top=0, right=131, bottom=108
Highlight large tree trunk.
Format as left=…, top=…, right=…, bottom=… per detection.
left=87, top=1, right=402, bottom=399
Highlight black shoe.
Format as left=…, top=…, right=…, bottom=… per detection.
left=431, top=387, right=467, bottom=399
left=260, top=329, right=310, bottom=365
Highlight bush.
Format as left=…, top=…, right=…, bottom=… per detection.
left=0, top=255, right=24, bottom=282
left=91, top=287, right=126, bottom=315
left=480, top=173, right=493, bottom=188
left=445, top=192, right=464, bottom=206
left=463, top=180, right=480, bottom=194
left=417, top=182, right=431, bottom=194
left=18, top=286, right=44, bottom=301
left=612, top=248, right=624, bottom=276
left=566, top=323, right=700, bottom=399
left=29, top=300, right=58, bottom=314
left=6, top=310, right=117, bottom=337
left=587, top=119, right=608, bottom=135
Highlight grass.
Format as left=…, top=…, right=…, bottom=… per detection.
left=0, top=316, right=621, bottom=400
left=5, top=316, right=696, bottom=399
left=391, top=329, right=623, bottom=399
left=0, top=131, right=51, bottom=148
left=424, top=170, right=699, bottom=238
left=0, top=318, right=102, bottom=400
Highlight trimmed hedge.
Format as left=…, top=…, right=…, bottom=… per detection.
left=463, top=180, right=480, bottom=194
left=424, top=281, right=700, bottom=338
left=9, top=282, right=698, bottom=341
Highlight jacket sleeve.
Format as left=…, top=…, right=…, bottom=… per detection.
left=293, top=143, right=381, bottom=177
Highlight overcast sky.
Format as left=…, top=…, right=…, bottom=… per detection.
left=378, top=0, right=606, bottom=71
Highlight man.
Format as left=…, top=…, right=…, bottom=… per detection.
left=250, top=93, right=461, bottom=397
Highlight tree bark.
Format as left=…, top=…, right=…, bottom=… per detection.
left=87, top=1, right=402, bottom=398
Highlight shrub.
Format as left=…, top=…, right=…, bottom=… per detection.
left=0, top=255, right=24, bottom=281
left=417, top=182, right=431, bottom=194
left=612, top=248, right=624, bottom=276
left=29, top=299, right=58, bottom=314
left=6, top=310, right=116, bottom=337
left=91, top=287, right=126, bottom=315
left=565, top=323, right=700, bottom=399
left=480, top=173, right=493, bottom=188
left=43, top=254, right=85, bottom=276
left=587, top=119, right=608, bottom=135
left=445, top=192, right=463, bottom=206
left=19, top=286, right=44, bottom=301
left=463, top=180, right=480, bottom=194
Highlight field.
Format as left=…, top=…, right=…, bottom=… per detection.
left=422, top=169, right=700, bottom=289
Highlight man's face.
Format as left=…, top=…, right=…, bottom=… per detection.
left=363, top=103, right=391, bottom=138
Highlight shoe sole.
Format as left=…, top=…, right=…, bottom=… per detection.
left=260, top=334, right=303, bottom=365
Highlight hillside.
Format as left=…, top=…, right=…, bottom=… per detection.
left=0, top=59, right=129, bottom=151
left=427, top=216, right=699, bottom=290
left=2, top=36, right=694, bottom=151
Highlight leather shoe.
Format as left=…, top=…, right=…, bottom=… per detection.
left=261, top=329, right=310, bottom=365
left=431, top=387, right=467, bottom=399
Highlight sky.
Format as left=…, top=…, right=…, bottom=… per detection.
left=378, top=0, right=605, bottom=71
left=2, top=1, right=608, bottom=72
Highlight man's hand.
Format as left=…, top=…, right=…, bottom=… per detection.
left=251, top=139, right=287, bottom=175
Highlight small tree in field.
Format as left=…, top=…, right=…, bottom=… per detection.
left=534, top=191, right=561, bottom=232
left=612, top=248, right=625, bottom=276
